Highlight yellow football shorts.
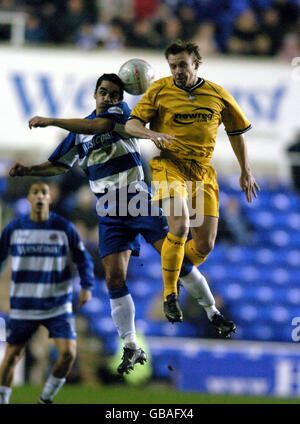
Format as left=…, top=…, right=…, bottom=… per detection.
left=149, top=155, right=219, bottom=218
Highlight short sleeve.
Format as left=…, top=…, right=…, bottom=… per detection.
left=98, top=104, right=126, bottom=125
left=129, top=80, right=163, bottom=124
left=221, top=88, right=252, bottom=136
left=48, top=132, right=78, bottom=168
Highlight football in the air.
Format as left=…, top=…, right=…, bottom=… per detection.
left=118, top=58, right=155, bottom=95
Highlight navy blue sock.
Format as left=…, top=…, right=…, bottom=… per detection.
left=180, top=258, right=193, bottom=277
left=108, top=286, right=129, bottom=299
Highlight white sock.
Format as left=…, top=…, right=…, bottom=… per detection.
left=41, top=374, right=66, bottom=401
left=203, top=304, right=220, bottom=321
left=123, top=333, right=138, bottom=350
left=0, top=386, right=12, bottom=404
left=110, top=294, right=139, bottom=350
left=180, top=267, right=220, bottom=320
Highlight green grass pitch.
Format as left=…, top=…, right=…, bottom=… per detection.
left=10, top=384, right=300, bottom=404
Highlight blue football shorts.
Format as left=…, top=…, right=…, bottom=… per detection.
left=97, top=196, right=169, bottom=258
left=6, top=313, right=77, bottom=345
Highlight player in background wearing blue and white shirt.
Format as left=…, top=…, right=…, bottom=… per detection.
left=0, top=182, right=94, bottom=404
left=9, top=74, right=234, bottom=376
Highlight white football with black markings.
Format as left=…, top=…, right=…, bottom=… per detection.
left=118, top=58, right=155, bottom=95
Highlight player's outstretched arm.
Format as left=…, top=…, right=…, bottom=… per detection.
left=28, top=116, right=114, bottom=135
left=228, top=134, right=260, bottom=202
left=125, top=118, right=174, bottom=150
left=78, top=288, right=92, bottom=309
left=9, top=160, right=69, bottom=177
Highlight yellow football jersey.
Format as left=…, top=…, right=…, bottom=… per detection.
left=129, top=76, right=251, bottom=163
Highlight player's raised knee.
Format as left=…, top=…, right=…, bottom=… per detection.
left=194, top=238, right=215, bottom=255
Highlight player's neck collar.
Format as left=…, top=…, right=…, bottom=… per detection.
left=174, top=77, right=204, bottom=92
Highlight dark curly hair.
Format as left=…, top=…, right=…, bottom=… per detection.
left=95, top=73, right=125, bottom=100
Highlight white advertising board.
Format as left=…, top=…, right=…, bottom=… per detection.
left=0, top=46, right=299, bottom=176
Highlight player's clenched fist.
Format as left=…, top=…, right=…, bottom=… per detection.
left=9, top=162, right=28, bottom=177
left=29, top=116, right=53, bottom=129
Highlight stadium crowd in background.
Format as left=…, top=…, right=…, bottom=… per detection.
left=0, top=0, right=299, bottom=59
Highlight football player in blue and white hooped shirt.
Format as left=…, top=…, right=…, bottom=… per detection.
left=0, top=182, right=94, bottom=404
left=9, top=73, right=231, bottom=376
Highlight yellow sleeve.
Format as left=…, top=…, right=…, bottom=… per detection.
left=129, top=79, right=163, bottom=124
left=220, top=87, right=252, bottom=136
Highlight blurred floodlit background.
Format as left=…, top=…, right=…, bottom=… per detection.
left=1, top=0, right=300, bottom=400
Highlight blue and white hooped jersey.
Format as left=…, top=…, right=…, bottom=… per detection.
left=48, top=102, right=145, bottom=197
left=0, top=213, right=95, bottom=320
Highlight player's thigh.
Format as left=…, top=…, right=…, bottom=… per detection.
left=152, top=238, right=164, bottom=254
left=53, top=338, right=77, bottom=362
left=102, top=250, right=132, bottom=289
left=150, top=156, right=187, bottom=203
left=161, top=196, right=190, bottom=236
left=190, top=215, right=219, bottom=253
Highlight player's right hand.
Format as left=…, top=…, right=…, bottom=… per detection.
left=28, top=116, right=52, bottom=129
left=151, top=132, right=175, bottom=150
left=9, top=162, right=28, bottom=177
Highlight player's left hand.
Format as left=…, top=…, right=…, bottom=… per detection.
left=78, top=289, right=92, bottom=309
left=28, top=116, right=53, bottom=129
left=240, top=171, right=260, bottom=202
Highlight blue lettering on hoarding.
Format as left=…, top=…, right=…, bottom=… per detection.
left=10, top=73, right=95, bottom=118
left=230, top=86, right=287, bottom=122
left=11, top=73, right=61, bottom=117
left=269, top=87, right=286, bottom=121
left=74, top=82, right=95, bottom=111
left=11, top=74, right=33, bottom=117
left=10, top=72, right=287, bottom=124
left=38, top=76, right=59, bottom=116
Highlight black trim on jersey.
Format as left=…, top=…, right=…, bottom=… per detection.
left=153, top=85, right=165, bottom=104
left=127, top=115, right=146, bottom=125
left=226, top=124, right=252, bottom=136
left=174, top=77, right=205, bottom=92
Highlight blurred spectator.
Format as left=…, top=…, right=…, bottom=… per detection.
left=226, top=9, right=262, bottom=55
left=133, top=0, right=160, bottom=21
left=0, top=0, right=15, bottom=10
left=70, top=186, right=98, bottom=230
left=38, top=2, right=62, bottom=44
left=103, top=18, right=126, bottom=50
left=176, top=4, right=199, bottom=41
left=259, top=7, right=283, bottom=55
left=163, top=16, right=184, bottom=47
left=48, top=181, right=71, bottom=219
left=76, top=23, right=98, bottom=49
left=127, top=19, right=162, bottom=49
left=278, top=31, right=300, bottom=61
left=25, top=13, right=46, bottom=43
left=62, top=0, right=92, bottom=44
left=1, top=0, right=298, bottom=57
left=217, top=196, right=255, bottom=245
left=272, top=0, right=299, bottom=32
left=96, top=0, right=134, bottom=24
left=192, top=22, right=217, bottom=56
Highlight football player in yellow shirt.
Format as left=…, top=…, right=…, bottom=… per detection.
left=125, top=40, right=259, bottom=328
